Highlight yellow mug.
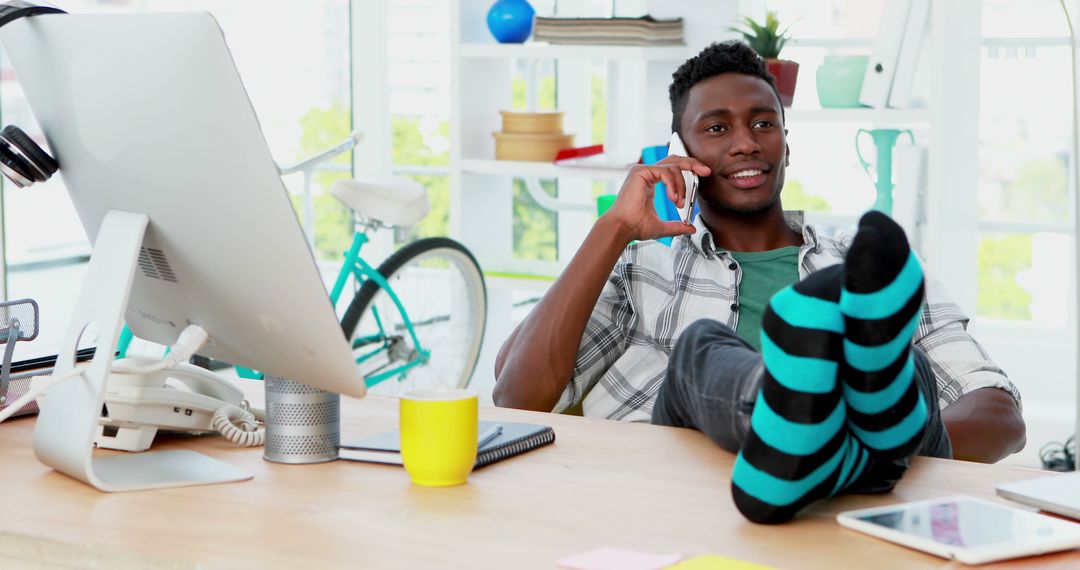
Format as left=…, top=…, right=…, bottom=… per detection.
left=399, top=388, right=479, bottom=487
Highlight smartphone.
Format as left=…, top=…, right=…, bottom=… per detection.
left=668, top=132, right=699, bottom=224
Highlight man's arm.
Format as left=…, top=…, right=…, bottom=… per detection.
left=492, top=216, right=632, bottom=411
left=493, top=158, right=712, bottom=412
left=943, top=387, right=1026, bottom=463
left=910, top=261, right=1026, bottom=464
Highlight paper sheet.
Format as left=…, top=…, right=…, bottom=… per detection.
left=556, top=547, right=681, bottom=570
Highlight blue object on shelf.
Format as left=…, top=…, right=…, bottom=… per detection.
left=487, top=0, right=535, bottom=44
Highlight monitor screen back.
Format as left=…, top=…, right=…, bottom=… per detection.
left=0, top=12, right=364, bottom=397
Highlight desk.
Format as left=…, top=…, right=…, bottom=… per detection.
left=0, top=382, right=1075, bottom=569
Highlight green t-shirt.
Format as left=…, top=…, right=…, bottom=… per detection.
left=730, top=247, right=801, bottom=351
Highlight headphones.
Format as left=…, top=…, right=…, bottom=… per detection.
left=0, top=125, right=58, bottom=188
left=0, top=2, right=65, bottom=188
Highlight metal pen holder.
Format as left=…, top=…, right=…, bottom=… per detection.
left=263, top=375, right=340, bottom=464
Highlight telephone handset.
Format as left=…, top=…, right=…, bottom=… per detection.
left=95, top=358, right=265, bottom=452
left=668, top=132, right=699, bottom=224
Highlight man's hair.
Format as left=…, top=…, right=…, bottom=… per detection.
left=668, top=40, right=784, bottom=134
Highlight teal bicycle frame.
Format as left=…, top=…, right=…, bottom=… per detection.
left=325, top=229, right=432, bottom=388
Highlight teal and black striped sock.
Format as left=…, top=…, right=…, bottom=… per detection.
left=732, top=266, right=872, bottom=524
left=840, top=211, right=928, bottom=460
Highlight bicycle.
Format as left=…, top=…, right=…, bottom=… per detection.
left=119, top=133, right=487, bottom=396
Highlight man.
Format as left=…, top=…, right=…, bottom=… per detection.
left=493, top=41, right=1024, bottom=518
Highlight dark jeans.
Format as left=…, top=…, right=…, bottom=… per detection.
left=652, top=319, right=952, bottom=490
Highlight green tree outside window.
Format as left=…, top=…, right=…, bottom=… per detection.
left=977, top=234, right=1033, bottom=320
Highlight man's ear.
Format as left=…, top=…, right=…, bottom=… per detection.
left=785, top=142, right=790, bottom=167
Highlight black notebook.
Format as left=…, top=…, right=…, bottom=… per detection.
left=339, top=421, right=555, bottom=469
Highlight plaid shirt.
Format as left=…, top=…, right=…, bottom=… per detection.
left=556, top=213, right=1021, bottom=422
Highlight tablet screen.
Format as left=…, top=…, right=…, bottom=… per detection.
left=853, top=497, right=1049, bottom=548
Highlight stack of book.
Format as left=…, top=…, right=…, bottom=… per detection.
left=532, top=15, right=684, bottom=46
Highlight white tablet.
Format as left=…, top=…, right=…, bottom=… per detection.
left=836, top=495, right=1080, bottom=565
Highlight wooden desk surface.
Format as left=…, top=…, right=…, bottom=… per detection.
left=0, top=381, right=1076, bottom=570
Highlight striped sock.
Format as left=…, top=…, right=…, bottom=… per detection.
left=732, top=266, right=872, bottom=524
left=840, top=211, right=928, bottom=460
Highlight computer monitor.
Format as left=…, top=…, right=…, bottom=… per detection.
left=0, top=12, right=364, bottom=491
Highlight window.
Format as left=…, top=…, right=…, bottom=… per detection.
left=976, top=6, right=1072, bottom=325
left=388, top=0, right=452, bottom=245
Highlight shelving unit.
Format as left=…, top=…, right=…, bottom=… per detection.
left=448, top=0, right=951, bottom=279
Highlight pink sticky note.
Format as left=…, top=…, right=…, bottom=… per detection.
left=557, top=547, right=682, bottom=570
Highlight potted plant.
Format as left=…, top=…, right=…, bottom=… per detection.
left=729, top=11, right=798, bottom=107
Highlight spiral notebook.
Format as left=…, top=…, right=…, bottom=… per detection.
left=339, top=421, right=555, bottom=469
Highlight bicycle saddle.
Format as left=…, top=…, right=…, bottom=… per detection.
left=331, top=177, right=430, bottom=227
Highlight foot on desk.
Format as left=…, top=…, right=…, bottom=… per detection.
left=839, top=211, right=928, bottom=461
left=732, top=265, right=871, bottom=524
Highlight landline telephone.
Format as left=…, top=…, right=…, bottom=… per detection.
left=668, top=132, right=699, bottom=224
left=95, top=358, right=265, bottom=452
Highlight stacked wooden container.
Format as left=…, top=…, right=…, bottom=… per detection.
left=493, top=111, right=574, bottom=162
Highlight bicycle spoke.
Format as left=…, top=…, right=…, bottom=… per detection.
left=340, top=239, right=486, bottom=397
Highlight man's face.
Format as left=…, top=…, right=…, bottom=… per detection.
left=679, top=73, right=788, bottom=215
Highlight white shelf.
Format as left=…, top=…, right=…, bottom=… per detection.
left=461, top=158, right=631, bottom=180
left=459, top=42, right=691, bottom=61
left=785, top=108, right=930, bottom=125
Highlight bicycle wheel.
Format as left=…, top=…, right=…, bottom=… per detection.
left=340, top=237, right=486, bottom=396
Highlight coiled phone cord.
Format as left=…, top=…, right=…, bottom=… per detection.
left=211, top=402, right=266, bottom=447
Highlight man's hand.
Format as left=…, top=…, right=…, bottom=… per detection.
left=493, top=155, right=712, bottom=412
left=603, top=156, right=712, bottom=243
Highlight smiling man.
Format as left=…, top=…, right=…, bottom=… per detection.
left=492, top=41, right=1024, bottom=520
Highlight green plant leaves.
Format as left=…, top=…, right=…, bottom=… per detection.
left=727, top=10, right=792, bottom=60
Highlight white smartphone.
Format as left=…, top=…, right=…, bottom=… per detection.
left=837, top=495, right=1080, bottom=565
left=667, top=132, right=698, bottom=224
